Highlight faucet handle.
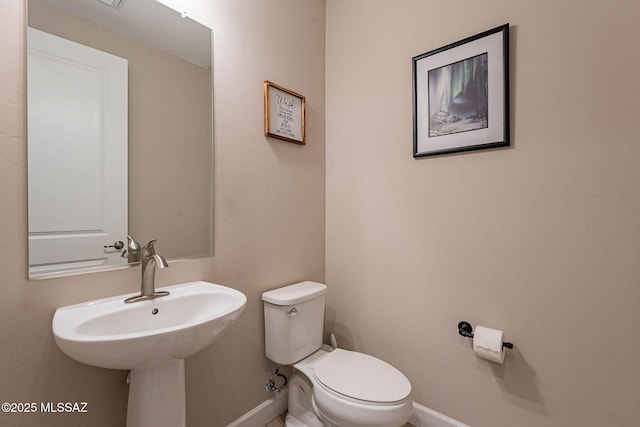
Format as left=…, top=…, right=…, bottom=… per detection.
left=124, top=235, right=142, bottom=262
left=127, top=235, right=141, bottom=250
left=144, top=239, right=159, bottom=255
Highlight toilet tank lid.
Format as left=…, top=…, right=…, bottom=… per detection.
left=262, top=281, right=327, bottom=305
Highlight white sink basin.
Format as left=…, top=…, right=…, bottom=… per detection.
left=52, top=281, right=247, bottom=370
left=53, top=281, right=246, bottom=427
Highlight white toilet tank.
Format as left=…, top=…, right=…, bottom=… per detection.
left=262, top=281, right=327, bottom=365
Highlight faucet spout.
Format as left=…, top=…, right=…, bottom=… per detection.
left=124, top=238, right=169, bottom=303
left=141, top=254, right=168, bottom=296
left=152, top=253, right=169, bottom=268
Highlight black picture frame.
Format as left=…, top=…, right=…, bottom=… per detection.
left=413, top=24, right=509, bottom=158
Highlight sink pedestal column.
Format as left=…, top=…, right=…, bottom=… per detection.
left=126, top=359, right=186, bottom=427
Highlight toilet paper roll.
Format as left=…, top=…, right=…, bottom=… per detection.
left=473, top=325, right=505, bottom=364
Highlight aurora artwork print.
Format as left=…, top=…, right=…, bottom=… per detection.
left=428, top=53, right=488, bottom=137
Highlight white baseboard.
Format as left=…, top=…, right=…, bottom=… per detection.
left=409, top=402, right=470, bottom=427
left=226, top=394, right=468, bottom=427
left=226, top=390, right=288, bottom=427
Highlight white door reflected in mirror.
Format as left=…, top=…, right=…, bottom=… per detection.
left=28, top=28, right=128, bottom=274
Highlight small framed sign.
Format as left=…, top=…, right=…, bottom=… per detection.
left=264, top=81, right=306, bottom=145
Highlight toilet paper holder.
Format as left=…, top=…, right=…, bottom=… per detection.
left=458, top=321, right=513, bottom=349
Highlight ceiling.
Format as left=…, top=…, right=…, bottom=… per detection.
left=32, top=0, right=212, bottom=68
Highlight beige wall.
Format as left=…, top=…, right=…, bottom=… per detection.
left=5, top=0, right=639, bottom=426
left=0, top=0, right=324, bottom=426
left=326, top=1, right=640, bottom=427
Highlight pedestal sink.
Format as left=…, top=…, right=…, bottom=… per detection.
left=52, top=281, right=247, bottom=427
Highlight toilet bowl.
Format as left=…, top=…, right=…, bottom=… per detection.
left=303, top=348, right=412, bottom=427
left=262, top=282, right=412, bottom=427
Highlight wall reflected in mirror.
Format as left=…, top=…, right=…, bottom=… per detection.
left=27, top=0, right=213, bottom=279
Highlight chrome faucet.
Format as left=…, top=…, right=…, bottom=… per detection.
left=120, top=235, right=142, bottom=262
left=124, top=239, right=169, bottom=303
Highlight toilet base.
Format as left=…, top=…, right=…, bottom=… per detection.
left=286, top=373, right=327, bottom=427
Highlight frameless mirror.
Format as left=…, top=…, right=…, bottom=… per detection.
left=27, top=0, right=213, bottom=279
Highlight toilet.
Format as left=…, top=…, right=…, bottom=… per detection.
left=262, top=281, right=412, bottom=427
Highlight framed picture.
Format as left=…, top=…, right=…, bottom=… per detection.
left=264, top=80, right=306, bottom=145
left=413, top=24, right=509, bottom=157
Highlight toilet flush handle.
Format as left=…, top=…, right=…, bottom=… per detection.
left=287, top=307, right=298, bottom=317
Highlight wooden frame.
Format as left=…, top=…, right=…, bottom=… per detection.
left=413, top=24, right=509, bottom=157
left=264, top=81, right=306, bottom=145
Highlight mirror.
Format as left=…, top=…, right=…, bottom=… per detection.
left=27, top=0, right=213, bottom=278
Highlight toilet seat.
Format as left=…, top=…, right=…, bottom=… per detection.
left=313, top=349, right=411, bottom=403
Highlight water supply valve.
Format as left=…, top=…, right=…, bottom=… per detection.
left=265, top=368, right=287, bottom=396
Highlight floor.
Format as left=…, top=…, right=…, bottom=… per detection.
left=265, top=412, right=414, bottom=427
left=265, top=412, right=287, bottom=427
